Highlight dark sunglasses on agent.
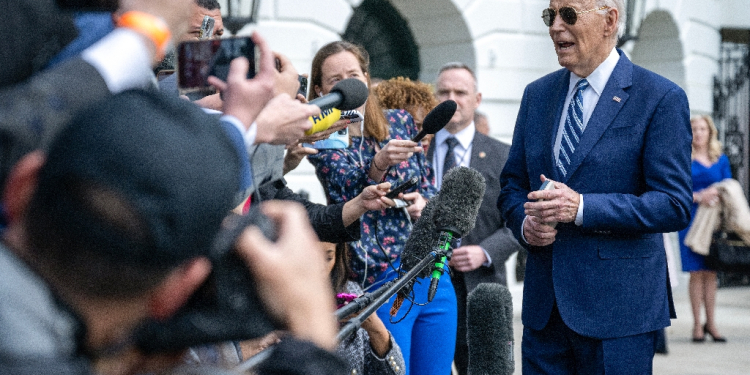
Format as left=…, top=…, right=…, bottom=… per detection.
left=542, top=5, right=609, bottom=27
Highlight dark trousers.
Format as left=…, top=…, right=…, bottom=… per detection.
left=452, top=270, right=469, bottom=375
left=522, top=305, right=656, bottom=375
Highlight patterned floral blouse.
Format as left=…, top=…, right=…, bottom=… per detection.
left=308, top=109, right=437, bottom=287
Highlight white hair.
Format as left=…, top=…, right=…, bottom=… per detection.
left=598, top=0, right=626, bottom=39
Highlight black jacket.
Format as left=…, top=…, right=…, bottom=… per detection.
left=256, top=178, right=360, bottom=244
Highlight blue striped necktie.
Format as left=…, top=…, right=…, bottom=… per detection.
left=557, top=78, right=589, bottom=177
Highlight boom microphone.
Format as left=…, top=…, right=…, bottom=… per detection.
left=308, top=78, right=369, bottom=112
left=427, top=166, right=485, bottom=300
left=391, top=166, right=485, bottom=314
left=411, top=100, right=457, bottom=143
left=467, top=283, right=514, bottom=375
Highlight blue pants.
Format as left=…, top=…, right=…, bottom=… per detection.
left=376, top=274, right=457, bottom=375
left=523, top=305, right=656, bottom=375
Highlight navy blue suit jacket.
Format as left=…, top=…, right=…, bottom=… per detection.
left=498, top=51, right=692, bottom=339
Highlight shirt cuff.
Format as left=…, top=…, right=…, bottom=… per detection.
left=481, top=247, right=492, bottom=267
left=575, top=194, right=584, bottom=226
left=220, top=115, right=257, bottom=149
left=81, top=28, right=155, bottom=93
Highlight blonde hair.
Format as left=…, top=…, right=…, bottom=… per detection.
left=691, top=114, right=723, bottom=163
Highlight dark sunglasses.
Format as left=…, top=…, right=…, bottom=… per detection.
left=542, top=6, right=609, bottom=26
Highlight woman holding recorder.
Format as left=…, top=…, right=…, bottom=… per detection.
left=305, top=41, right=456, bottom=375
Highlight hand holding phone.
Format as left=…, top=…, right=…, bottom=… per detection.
left=386, top=176, right=419, bottom=199
left=537, top=180, right=557, bottom=228
left=178, top=36, right=258, bottom=93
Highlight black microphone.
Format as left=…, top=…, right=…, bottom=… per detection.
left=411, top=100, right=457, bottom=142
left=427, top=166, right=485, bottom=300
left=308, top=78, right=369, bottom=111
left=467, top=283, right=514, bottom=375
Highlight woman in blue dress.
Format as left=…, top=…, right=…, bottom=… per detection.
left=306, top=41, right=456, bottom=375
left=679, top=115, right=731, bottom=342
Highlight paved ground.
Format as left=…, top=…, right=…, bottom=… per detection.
left=506, top=267, right=750, bottom=374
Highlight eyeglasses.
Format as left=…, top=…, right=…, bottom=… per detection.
left=542, top=6, right=610, bottom=27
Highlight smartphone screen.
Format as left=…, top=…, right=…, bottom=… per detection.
left=177, top=36, right=257, bottom=93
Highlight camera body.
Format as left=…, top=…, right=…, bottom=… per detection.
left=135, top=208, right=281, bottom=353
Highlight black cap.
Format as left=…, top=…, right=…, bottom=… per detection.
left=33, top=89, right=240, bottom=266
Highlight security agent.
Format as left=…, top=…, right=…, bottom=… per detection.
left=0, top=90, right=346, bottom=375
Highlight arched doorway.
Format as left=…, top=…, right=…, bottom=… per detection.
left=343, top=0, right=475, bottom=83
left=630, top=10, right=686, bottom=88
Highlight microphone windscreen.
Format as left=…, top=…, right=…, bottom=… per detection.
left=400, top=196, right=438, bottom=278
left=433, top=166, right=485, bottom=236
left=467, top=283, right=514, bottom=375
left=421, top=100, right=457, bottom=134
left=330, top=78, right=369, bottom=110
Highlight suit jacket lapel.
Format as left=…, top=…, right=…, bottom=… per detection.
left=563, top=51, right=633, bottom=181
left=469, top=131, right=484, bottom=170
left=548, top=71, right=571, bottom=182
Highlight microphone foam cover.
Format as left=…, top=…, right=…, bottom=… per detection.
left=330, top=78, right=369, bottom=110
left=467, top=283, right=514, bottom=375
left=400, top=197, right=438, bottom=278
left=433, top=166, right=485, bottom=236
left=421, top=100, right=457, bottom=134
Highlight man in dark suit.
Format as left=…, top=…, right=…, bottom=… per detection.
left=429, top=62, right=522, bottom=375
left=498, top=0, right=692, bottom=372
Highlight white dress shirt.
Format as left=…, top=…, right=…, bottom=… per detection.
left=432, top=122, right=476, bottom=190
left=522, top=48, right=620, bottom=243
left=554, top=48, right=620, bottom=226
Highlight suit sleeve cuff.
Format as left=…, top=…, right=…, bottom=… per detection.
left=220, top=114, right=257, bottom=149
left=481, top=246, right=492, bottom=267
left=520, top=215, right=530, bottom=245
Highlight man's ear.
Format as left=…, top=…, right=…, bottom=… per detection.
left=147, top=257, right=212, bottom=320
left=603, top=7, right=618, bottom=38
left=3, top=152, right=45, bottom=224
left=475, top=92, right=483, bottom=108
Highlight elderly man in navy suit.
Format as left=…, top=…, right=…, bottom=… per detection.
left=498, top=0, right=692, bottom=373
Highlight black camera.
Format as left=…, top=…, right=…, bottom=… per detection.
left=135, top=207, right=282, bottom=353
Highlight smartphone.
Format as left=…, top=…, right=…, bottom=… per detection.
left=57, top=0, right=118, bottom=11
left=199, top=16, right=215, bottom=40
left=177, top=36, right=257, bottom=93
left=298, top=75, right=308, bottom=97
left=386, top=176, right=419, bottom=199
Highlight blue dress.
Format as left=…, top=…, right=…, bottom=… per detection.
left=678, top=154, right=732, bottom=271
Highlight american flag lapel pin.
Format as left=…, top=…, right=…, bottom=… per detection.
left=613, top=96, right=621, bottom=102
